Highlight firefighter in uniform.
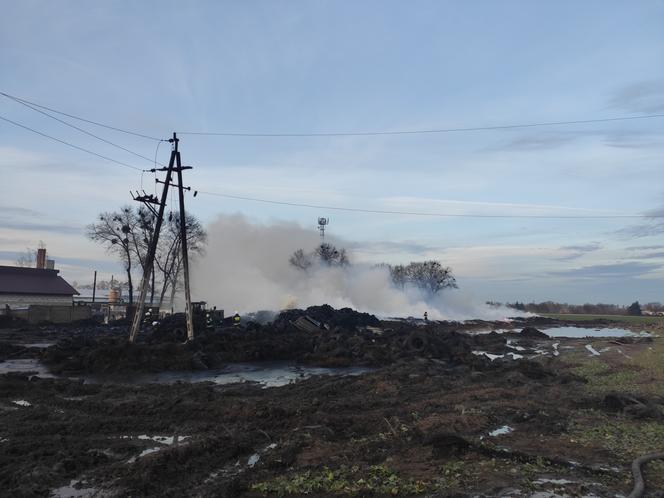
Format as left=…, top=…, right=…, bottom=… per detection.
left=232, top=311, right=241, bottom=327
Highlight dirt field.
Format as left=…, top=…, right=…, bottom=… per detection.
left=0, top=310, right=662, bottom=497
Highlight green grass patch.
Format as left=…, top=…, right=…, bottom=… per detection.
left=572, top=359, right=641, bottom=394
left=569, top=411, right=664, bottom=487
left=568, top=410, right=664, bottom=489
left=570, top=412, right=664, bottom=457
left=570, top=339, right=663, bottom=395
left=632, top=340, right=664, bottom=383
left=251, top=465, right=429, bottom=496
left=437, top=459, right=464, bottom=488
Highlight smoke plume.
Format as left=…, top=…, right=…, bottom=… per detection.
left=191, top=214, right=517, bottom=321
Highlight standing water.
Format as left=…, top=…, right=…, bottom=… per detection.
left=0, top=359, right=370, bottom=387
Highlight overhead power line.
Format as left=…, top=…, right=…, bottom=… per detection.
left=4, top=90, right=664, bottom=141
left=0, top=91, right=162, bottom=141
left=2, top=92, right=165, bottom=166
left=196, top=190, right=660, bottom=219
left=0, top=114, right=143, bottom=171
left=5, top=92, right=664, bottom=141
left=0, top=91, right=660, bottom=221
left=179, top=114, right=664, bottom=138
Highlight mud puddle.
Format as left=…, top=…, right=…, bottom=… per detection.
left=85, top=362, right=372, bottom=387
left=50, top=479, right=98, bottom=498
left=22, top=341, right=56, bottom=348
left=473, top=326, right=649, bottom=338
left=539, top=326, right=649, bottom=338
left=0, top=359, right=370, bottom=387
left=0, top=358, right=56, bottom=377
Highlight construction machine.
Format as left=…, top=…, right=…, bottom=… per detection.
left=148, top=301, right=224, bottom=342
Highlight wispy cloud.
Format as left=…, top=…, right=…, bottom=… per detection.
left=549, top=261, right=661, bottom=279
left=0, top=203, right=83, bottom=234
left=0, top=216, right=82, bottom=235
left=608, top=80, right=664, bottom=114
left=0, top=251, right=121, bottom=273
left=556, top=242, right=602, bottom=260
left=603, top=131, right=664, bottom=149
left=626, top=244, right=664, bottom=251
left=0, top=205, right=42, bottom=217
left=487, top=133, right=576, bottom=152
left=488, top=127, right=663, bottom=154
left=379, top=196, right=620, bottom=216
left=636, top=251, right=664, bottom=259
left=618, top=205, right=664, bottom=237
left=348, top=240, right=436, bottom=257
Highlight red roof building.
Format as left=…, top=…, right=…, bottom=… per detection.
left=0, top=266, right=79, bottom=308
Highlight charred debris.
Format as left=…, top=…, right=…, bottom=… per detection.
left=32, top=304, right=591, bottom=375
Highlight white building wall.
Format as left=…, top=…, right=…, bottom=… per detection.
left=1, top=294, right=73, bottom=308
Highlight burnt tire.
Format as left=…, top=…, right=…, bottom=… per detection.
left=173, top=328, right=186, bottom=342
left=404, top=331, right=429, bottom=352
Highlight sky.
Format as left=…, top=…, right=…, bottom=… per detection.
left=1, top=0, right=664, bottom=305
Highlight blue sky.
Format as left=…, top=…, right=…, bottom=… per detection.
left=1, top=0, right=664, bottom=304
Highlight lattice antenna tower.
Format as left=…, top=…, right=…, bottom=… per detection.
left=317, top=217, right=329, bottom=240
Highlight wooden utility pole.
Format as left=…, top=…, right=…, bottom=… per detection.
left=128, top=133, right=177, bottom=343
left=175, top=151, right=195, bottom=341
left=92, top=270, right=97, bottom=303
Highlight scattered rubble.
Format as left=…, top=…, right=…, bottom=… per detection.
left=519, top=326, right=550, bottom=339
left=38, top=307, right=527, bottom=375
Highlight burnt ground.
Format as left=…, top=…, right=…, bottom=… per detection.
left=21, top=306, right=648, bottom=375
left=0, top=310, right=663, bottom=497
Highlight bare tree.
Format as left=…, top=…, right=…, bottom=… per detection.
left=15, top=248, right=35, bottom=267
left=385, top=260, right=458, bottom=296
left=315, top=243, right=349, bottom=267
left=289, top=249, right=313, bottom=272
left=88, top=206, right=207, bottom=309
left=127, top=207, right=157, bottom=303
left=155, top=211, right=207, bottom=308
left=406, top=261, right=457, bottom=295
left=14, top=241, right=45, bottom=268
left=290, top=243, right=349, bottom=271
left=388, top=264, right=408, bottom=289
left=86, top=206, right=141, bottom=305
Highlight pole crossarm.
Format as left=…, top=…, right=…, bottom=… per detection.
left=155, top=179, right=192, bottom=191
left=131, top=191, right=163, bottom=217
left=151, top=166, right=192, bottom=172
left=132, top=191, right=162, bottom=204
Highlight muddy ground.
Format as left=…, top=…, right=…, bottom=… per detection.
left=0, top=309, right=663, bottom=497
left=9, top=305, right=652, bottom=375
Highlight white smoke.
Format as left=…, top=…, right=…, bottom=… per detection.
left=191, top=214, right=518, bottom=321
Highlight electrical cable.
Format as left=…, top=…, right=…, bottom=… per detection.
left=153, top=140, right=164, bottom=196
left=154, top=140, right=164, bottom=170
left=0, top=91, right=162, bottom=141
left=4, top=90, right=664, bottom=141
left=195, top=189, right=662, bottom=219
left=0, top=113, right=142, bottom=171
left=178, top=114, right=664, bottom=137
left=2, top=92, right=166, bottom=166
left=2, top=92, right=661, bottom=220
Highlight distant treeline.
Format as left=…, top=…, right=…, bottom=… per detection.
left=487, top=300, right=664, bottom=315
left=72, top=279, right=129, bottom=290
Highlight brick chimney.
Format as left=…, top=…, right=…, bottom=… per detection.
left=36, top=248, right=46, bottom=269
